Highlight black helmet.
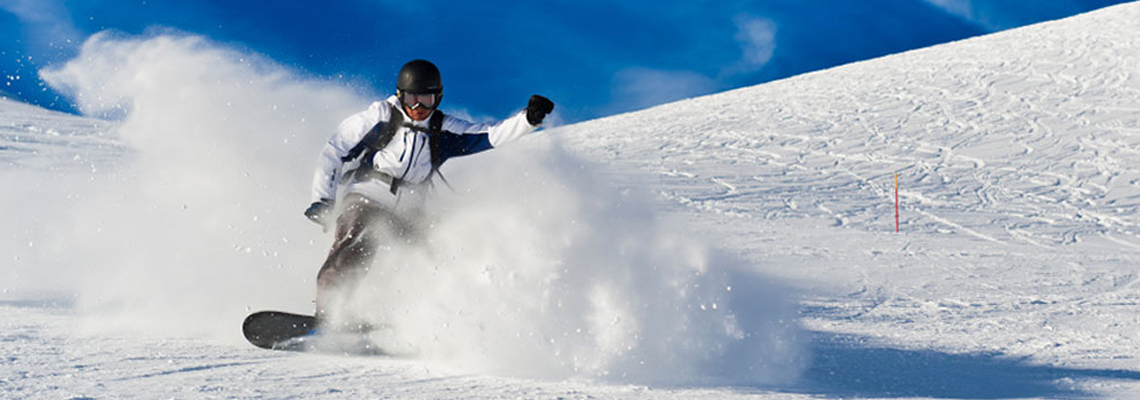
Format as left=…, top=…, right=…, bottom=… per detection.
left=397, top=59, right=442, bottom=93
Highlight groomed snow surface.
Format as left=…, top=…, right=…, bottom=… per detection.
left=5, top=3, right=1140, bottom=399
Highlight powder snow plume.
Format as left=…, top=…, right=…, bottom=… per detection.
left=346, top=141, right=806, bottom=384
left=37, top=30, right=362, bottom=339
left=33, top=30, right=806, bottom=385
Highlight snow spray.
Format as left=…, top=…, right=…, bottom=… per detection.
left=347, top=141, right=806, bottom=385
left=33, top=31, right=806, bottom=386
left=37, top=31, right=359, bottom=337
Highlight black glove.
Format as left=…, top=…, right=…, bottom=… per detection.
left=304, top=199, right=335, bottom=228
left=525, top=94, right=555, bottom=126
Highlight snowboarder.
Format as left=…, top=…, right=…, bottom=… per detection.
left=303, top=59, right=555, bottom=323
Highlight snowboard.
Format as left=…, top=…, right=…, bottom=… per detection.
left=242, top=310, right=386, bottom=355
left=242, top=310, right=318, bottom=351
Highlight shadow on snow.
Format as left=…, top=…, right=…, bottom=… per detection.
left=786, top=332, right=1140, bottom=399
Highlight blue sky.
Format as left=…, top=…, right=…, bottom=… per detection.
left=0, top=0, right=1129, bottom=122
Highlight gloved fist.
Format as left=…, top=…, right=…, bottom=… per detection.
left=304, top=199, right=335, bottom=228
left=526, top=94, right=555, bottom=126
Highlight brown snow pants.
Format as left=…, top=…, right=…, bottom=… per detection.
left=315, top=193, right=418, bottom=320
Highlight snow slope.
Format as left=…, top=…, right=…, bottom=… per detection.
left=5, top=2, right=1140, bottom=399
left=560, top=2, right=1140, bottom=397
left=0, top=98, right=121, bottom=171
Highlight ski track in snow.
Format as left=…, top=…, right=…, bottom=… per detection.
left=560, top=2, right=1140, bottom=398
left=7, top=3, right=1140, bottom=399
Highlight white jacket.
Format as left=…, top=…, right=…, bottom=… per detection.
left=310, top=95, right=537, bottom=211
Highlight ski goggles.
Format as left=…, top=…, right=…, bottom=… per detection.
left=400, top=91, right=439, bottom=110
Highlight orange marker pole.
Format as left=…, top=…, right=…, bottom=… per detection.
left=894, top=173, right=900, bottom=233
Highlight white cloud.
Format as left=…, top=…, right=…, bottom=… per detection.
left=921, top=0, right=1037, bottom=31
left=0, top=0, right=82, bottom=54
left=608, top=15, right=777, bottom=113
left=731, top=15, right=778, bottom=73
left=922, top=0, right=975, bottom=19
left=611, top=67, right=718, bottom=112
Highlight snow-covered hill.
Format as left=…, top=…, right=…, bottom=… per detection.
left=560, top=1, right=1140, bottom=396
left=5, top=2, right=1140, bottom=399
left=0, top=97, right=121, bottom=171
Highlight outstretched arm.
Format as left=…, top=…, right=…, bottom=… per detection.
left=436, top=95, right=555, bottom=161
